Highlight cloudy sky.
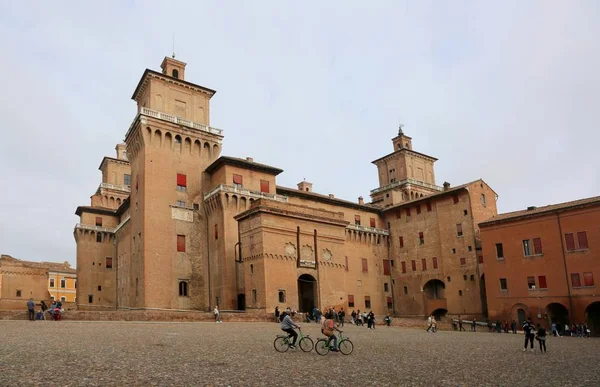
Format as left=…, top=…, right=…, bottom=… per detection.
left=0, top=1, right=598, bottom=266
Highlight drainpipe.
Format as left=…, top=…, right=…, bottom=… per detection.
left=556, top=213, right=574, bottom=322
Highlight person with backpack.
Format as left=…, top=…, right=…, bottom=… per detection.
left=214, top=305, right=222, bottom=323
left=523, top=318, right=535, bottom=352
left=536, top=324, right=547, bottom=353
left=321, top=312, right=342, bottom=351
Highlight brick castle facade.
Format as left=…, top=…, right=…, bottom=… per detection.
left=74, top=56, right=498, bottom=318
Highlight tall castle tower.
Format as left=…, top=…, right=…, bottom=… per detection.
left=370, top=126, right=442, bottom=207
left=123, top=56, right=223, bottom=309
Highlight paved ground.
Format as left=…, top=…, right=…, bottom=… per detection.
left=0, top=321, right=598, bottom=386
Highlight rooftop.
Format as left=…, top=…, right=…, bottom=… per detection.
left=276, top=186, right=380, bottom=213
left=205, top=156, right=283, bottom=176
left=480, top=196, right=600, bottom=227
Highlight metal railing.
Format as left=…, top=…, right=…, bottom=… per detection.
left=203, top=184, right=288, bottom=203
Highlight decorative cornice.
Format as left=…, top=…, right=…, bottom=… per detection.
left=132, top=69, right=216, bottom=102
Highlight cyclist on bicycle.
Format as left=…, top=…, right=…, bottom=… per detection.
left=280, top=311, right=300, bottom=349
left=321, top=311, right=342, bottom=351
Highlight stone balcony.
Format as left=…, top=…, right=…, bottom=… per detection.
left=98, top=183, right=131, bottom=193
left=204, top=184, right=288, bottom=203
left=75, top=223, right=115, bottom=234
left=346, top=223, right=390, bottom=236
left=370, top=178, right=443, bottom=195
left=126, top=107, right=224, bottom=140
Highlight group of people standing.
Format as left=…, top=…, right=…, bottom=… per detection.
left=551, top=322, right=591, bottom=338
left=350, top=310, right=376, bottom=328
left=26, top=299, right=62, bottom=321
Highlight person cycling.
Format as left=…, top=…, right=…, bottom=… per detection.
left=321, top=311, right=342, bottom=351
left=280, top=311, right=300, bottom=349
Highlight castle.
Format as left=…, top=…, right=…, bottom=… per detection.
left=74, top=56, right=498, bottom=318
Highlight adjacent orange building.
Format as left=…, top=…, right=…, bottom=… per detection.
left=479, top=197, right=600, bottom=334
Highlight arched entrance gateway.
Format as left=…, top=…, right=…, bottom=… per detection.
left=585, top=302, right=600, bottom=337
left=297, top=274, right=317, bottom=313
left=423, top=279, right=445, bottom=299
left=545, top=303, right=569, bottom=327
left=432, top=308, right=448, bottom=320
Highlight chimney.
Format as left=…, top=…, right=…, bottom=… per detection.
left=116, top=144, right=128, bottom=160
left=246, top=157, right=254, bottom=162
left=328, top=194, right=335, bottom=199
left=527, top=206, right=537, bottom=211
left=443, top=182, right=451, bottom=191
left=297, top=180, right=313, bottom=192
left=358, top=196, right=364, bottom=205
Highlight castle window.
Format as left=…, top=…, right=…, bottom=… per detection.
left=481, top=193, right=486, bottom=206
left=16, top=290, right=22, bottom=297
left=419, top=232, right=424, bottom=245
left=175, top=135, right=182, bottom=144
left=177, top=235, right=186, bottom=252
left=364, top=296, right=371, bottom=309
left=401, top=261, right=406, bottom=273
left=177, top=200, right=186, bottom=207
left=399, top=236, right=404, bottom=247
left=416, top=205, right=421, bottom=215
left=361, top=258, right=368, bottom=273
left=384, top=283, right=389, bottom=292
left=61, top=278, right=66, bottom=288
left=426, top=202, right=432, bottom=212
left=172, top=69, right=179, bottom=79
left=106, top=257, right=113, bottom=269
left=468, top=245, right=472, bottom=252
left=179, top=281, right=189, bottom=297
left=252, top=289, right=257, bottom=303
left=96, top=233, right=103, bottom=243
left=523, top=240, right=531, bottom=256
left=403, top=286, right=408, bottom=295
left=260, top=180, right=270, bottom=193
left=452, top=195, right=459, bottom=204
left=460, top=257, right=466, bottom=266
left=447, top=276, right=451, bottom=282
left=452, top=248, right=456, bottom=254
left=49, top=278, right=55, bottom=288
left=124, top=174, right=131, bottom=186
left=496, top=243, right=504, bottom=259
left=456, top=224, right=463, bottom=237
left=95, top=217, right=102, bottom=226
left=458, top=290, right=463, bottom=296
left=250, top=264, right=254, bottom=274
left=370, top=218, right=376, bottom=227
left=421, top=258, right=427, bottom=271
left=88, top=295, right=93, bottom=303
left=348, top=295, right=355, bottom=308
left=215, top=224, right=218, bottom=240
left=432, top=257, right=438, bottom=269
left=411, top=260, right=416, bottom=271
left=278, top=290, right=286, bottom=303
left=176, top=173, right=187, bottom=192
left=354, top=215, right=361, bottom=225
left=98, top=285, right=102, bottom=291
left=233, top=174, right=243, bottom=188
left=464, top=209, right=468, bottom=216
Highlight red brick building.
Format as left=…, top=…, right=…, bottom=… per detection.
left=479, top=197, right=600, bottom=335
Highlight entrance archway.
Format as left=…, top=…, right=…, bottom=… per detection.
left=546, top=303, right=569, bottom=326
left=585, top=301, right=600, bottom=337
left=423, top=279, right=445, bottom=299
left=432, top=308, right=448, bottom=320
left=298, top=274, right=317, bottom=313
left=237, top=293, right=246, bottom=311
left=517, top=308, right=526, bottom=325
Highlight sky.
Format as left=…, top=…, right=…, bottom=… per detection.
left=0, top=1, right=598, bottom=266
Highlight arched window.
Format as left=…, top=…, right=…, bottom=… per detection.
left=278, top=290, right=286, bottom=303
left=179, top=281, right=188, bottom=297
left=172, top=69, right=179, bottom=79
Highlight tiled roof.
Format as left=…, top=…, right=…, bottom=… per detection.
left=480, top=196, right=600, bottom=226
left=276, top=186, right=380, bottom=212
left=205, top=156, right=283, bottom=175
left=0, top=255, right=75, bottom=273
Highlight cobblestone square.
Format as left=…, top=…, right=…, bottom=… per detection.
left=0, top=321, right=598, bottom=386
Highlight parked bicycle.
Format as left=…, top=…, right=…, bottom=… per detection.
left=315, top=331, right=354, bottom=355
left=273, top=327, right=314, bottom=352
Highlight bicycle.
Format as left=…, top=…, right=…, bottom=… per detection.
left=273, top=328, right=314, bottom=353
left=315, top=331, right=354, bottom=355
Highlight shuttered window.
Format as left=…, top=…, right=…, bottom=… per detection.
left=105, top=257, right=113, bottom=269
left=456, top=224, right=463, bottom=237
left=577, top=232, right=589, bottom=249
left=370, top=218, right=376, bottom=227
left=386, top=296, right=393, bottom=308
left=432, top=257, right=438, bottom=269
left=177, top=235, right=186, bottom=252
left=177, top=173, right=187, bottom=187
left=348, top=295, right=355, bottom=307
left=538, top=275, right=547, bottom=289
left=233, top=174, right=243, bottom=185
left=399, top=236, right=404, bottom=248
left=260, top=180, right=270, bottom=193
left=571, top=273, right=581, bottom=287
left=583, top=272, right=594, bottom=287
left=421, top=258, right=427, bottom=271
left=533, top=238, right=543, bottom=255
left=411, top=260, right=416, bottom=271
left=401, top=261, right=406, bottom=273
left=565, top=233, right=575, bottom=251
left=361, top=258, right=368, bottom=272
left=460, top=257, right=466, bottom=266
left=364, top=296, right=371, bottom=308
left=383, top=260, right=390, bottom=275
left=95, top=217, right=102, bottom=226
left=355, top=215, right=361, bottom=225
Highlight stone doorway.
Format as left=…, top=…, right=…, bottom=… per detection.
left=585, top=301, right=600, bottom=337
left=237, top=293, right=246, bottom=311
left=297, top=274, right=317, bottom=313
left=546, top=302, right=569, bottom=326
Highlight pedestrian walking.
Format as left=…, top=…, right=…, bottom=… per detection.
left=27, top=298, right=35, bottom=321
left=426, top=315, right=434, bottom=333
left=338, top=308, right=345, bottom=327
left=551, top=322, right=560, bottom=337
left=40, top=300, right=48, bottom=321
left=431, top=316, right=437, bottom=333
left=214, top=305, right=222, bottom=323
left=536, top=324, right=547, bottom=353
left=458, top=315, right=465, bottom=331
left=511, top=320, right=517, bottom=334
left=523, top=318, right=535, bottom=352
left=471, top=318, right=477, bottom=332
left=275, top=306, right=280, bottom=322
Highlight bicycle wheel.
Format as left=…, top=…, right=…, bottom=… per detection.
left=299, top=337, right=314, bottom=352
left=338, top=339, right=354, bottom=355
left=273, top=337, right=290, bottom=353
left=315, top=339, right=330, bottom=356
